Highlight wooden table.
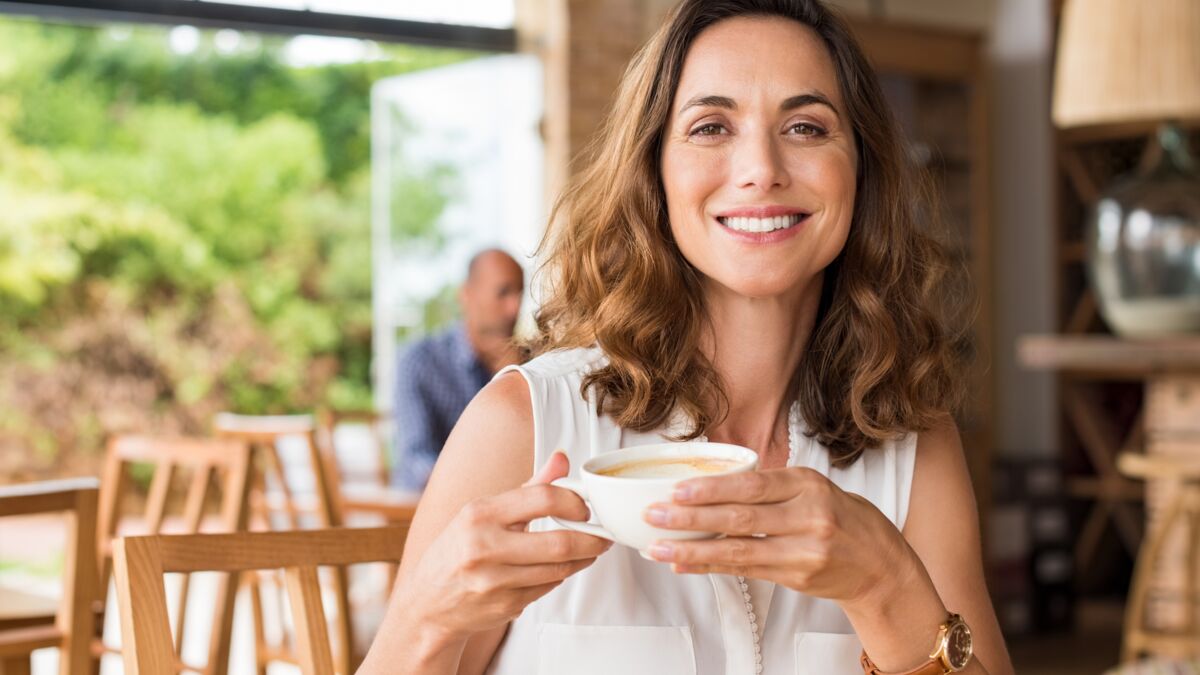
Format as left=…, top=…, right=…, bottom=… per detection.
left=1018, top=334, right=1200, bottom=634
left=0, top=586, right=57, bottom=631
left=339, top=485, right=421, bottom=524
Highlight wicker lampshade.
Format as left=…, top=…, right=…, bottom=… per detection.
left=1053, top=0, right=1200, bottom=129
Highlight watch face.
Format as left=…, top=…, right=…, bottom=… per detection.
left=946, top=621, right=974, bottom=670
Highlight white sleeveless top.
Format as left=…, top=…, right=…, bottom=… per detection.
left=487, top=347, right=917, bottom=675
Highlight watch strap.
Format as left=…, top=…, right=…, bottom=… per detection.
left=860, top=652, right=947, bottom=675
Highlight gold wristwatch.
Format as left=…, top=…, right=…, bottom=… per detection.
left=860, top=613, right=973, bottom=674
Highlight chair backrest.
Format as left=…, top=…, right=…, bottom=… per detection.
left=113, top=526, right=409, bottom=675
left=97, top=434, right=253, bottom=675
left=316, top=409, right=391, bottom=488
left=0, top=478, right=100, bottom=675
left=212, top=413, right=355, bottom=671
left=213, top=413, right=343, bottom=530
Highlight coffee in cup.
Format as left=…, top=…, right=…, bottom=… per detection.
left=595, top=456, right=745, bottom=479
left=549, top=442, right=757, bottom=557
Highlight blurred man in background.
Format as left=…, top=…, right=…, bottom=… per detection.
left=392, top=248, right=525, bottom=489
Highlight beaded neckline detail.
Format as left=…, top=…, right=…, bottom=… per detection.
left=786, top=400, right=802, bottom=468
left=697, top=399, right=799, bottom=675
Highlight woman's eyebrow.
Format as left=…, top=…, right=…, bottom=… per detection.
left=780, top=92, right=840, bottom=117
left=677, top=91, right=841, bottom=117
left=678, top=94, right=736, bottom=114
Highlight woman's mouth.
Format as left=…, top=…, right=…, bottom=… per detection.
left=716, top=213, right=808, bottom=234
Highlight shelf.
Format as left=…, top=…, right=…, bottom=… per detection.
left=1018, top=334, right=1200, bottom=378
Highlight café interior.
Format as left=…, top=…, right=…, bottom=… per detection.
left=0, top=0, right=1198, bottom=673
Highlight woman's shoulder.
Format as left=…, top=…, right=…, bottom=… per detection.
left=506, top=345, right=608, bottom=382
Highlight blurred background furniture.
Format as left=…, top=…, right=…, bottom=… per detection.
left=316, top=409, right=418, bottom=527
left=112, top=526, right=408, bottom=675
left=212, top=413, right=354, bottom=673
left=1052, top=0, right=1200, bottom=339
left=213, top=413, right=337, bottom=534
left=96, top=435, right=253, bottom=675
left=214, top=411, right=417, bottom=672
left=1020, top=337, right=1200, bottom=661
left=1118, top=451, right=1200, bottom=662
left=1104, top=659, right=1200, bottom=675
left=317, top=409, right=391, bottom=489
left=1013, top=0, right=1200, bottom=633
left=0, top=479, right=99, bottom=675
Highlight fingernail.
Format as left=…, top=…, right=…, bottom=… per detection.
left=647, top=542, right=674, bottom=561
left=672, top=484, right=693, bottom=502
left=644, top=506, right=669, bottom=525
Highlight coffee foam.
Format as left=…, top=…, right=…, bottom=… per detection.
left=595, top=456, right=743, bottom=479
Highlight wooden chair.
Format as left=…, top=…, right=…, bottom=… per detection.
left=96, top=435, right=253, bottom=675
left=316, top=409, right=417, bottom=528
left=212, top=413, right=353, bottom=674
left=0, top=478, right=100, bottom=675
left=213, top=413, right=340, bottom=531
left=112, top=526, right=408, bottom=675
left=316, top=409, right=392, bottom=489
left=1118, top=452, right=1200, bottom=662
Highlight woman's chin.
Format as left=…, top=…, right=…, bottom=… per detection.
left=707, top=274, right=807, bottom=301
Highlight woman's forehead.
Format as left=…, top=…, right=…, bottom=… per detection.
left=673, top=15, right=842, bottom=113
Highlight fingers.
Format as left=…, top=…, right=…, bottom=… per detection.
left=669, top=563, right=776, bottom=578
left=466, top=482, right=591, bottom=527
left=492, top=529, right=613, bottom=565
left=647, top=535, right=783, bottom=569
left=643, top=502, right=793, bottom=535
left=524, top=450, right=570, bottom=487
left=672, top=467, right=830, bottom=506
left=513, top=579, right=566, bottom=607
left=495, top=556, right=599, bottom=589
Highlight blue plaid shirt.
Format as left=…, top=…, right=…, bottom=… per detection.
left=391, top=323, right=492, bottom=490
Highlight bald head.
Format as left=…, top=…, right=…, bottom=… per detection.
left=461, top=249, right=524, bottom=340
left=467, top=249, right=523, bottom=284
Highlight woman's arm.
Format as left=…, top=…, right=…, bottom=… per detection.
left=359, top=372, right=610, bottom=675
left=900, top=417, right=1014, bottom=674
left=842, top=417, right=1014, bottom=675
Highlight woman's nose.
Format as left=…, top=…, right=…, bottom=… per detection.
left=732, top=132, right=790, bottom=192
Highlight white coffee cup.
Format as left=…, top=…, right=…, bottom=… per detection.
left=549, top=442, right=758, bottom=557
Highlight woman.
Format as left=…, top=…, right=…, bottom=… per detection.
left=360, top=0, right=1015, bottom=673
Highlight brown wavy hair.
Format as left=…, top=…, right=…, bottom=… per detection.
left=530, top=0, right=969, bottom=467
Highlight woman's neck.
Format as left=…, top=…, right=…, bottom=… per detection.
left=700, top=277, right=823, bottom=464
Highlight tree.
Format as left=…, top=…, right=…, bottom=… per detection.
left=0, top=17, right=474, bottom=478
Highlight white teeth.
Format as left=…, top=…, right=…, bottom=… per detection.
left=718, top=214, right=804, bottom=233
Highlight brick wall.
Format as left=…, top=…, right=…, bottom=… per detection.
left=517, top=0, right=675, bottom=200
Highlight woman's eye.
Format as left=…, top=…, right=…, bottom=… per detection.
left=689, top=123, right=726, bottom=137
left=788, top=122, right=827, bottom=137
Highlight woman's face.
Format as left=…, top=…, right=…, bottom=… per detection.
left=661, top=16, right=858, bottom=300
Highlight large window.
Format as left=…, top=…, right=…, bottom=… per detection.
left=192, top=0, right=515, bottom=28
left=0, top=12, right=536, bottom=478
left=371, top=53, right=542, bottom=410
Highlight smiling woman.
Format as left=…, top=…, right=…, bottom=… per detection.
left=359, top=2, right=1015, bottom=675
left=534, top=3, right=961, bottom=471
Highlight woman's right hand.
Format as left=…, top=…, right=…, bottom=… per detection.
left=396, top=450, right=613, bottom=643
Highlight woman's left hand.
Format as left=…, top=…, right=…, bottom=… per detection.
left=643, top=467, right=922, bottom=606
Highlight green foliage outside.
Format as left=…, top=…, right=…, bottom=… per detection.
left=0, top=17, right=478, bottom=478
